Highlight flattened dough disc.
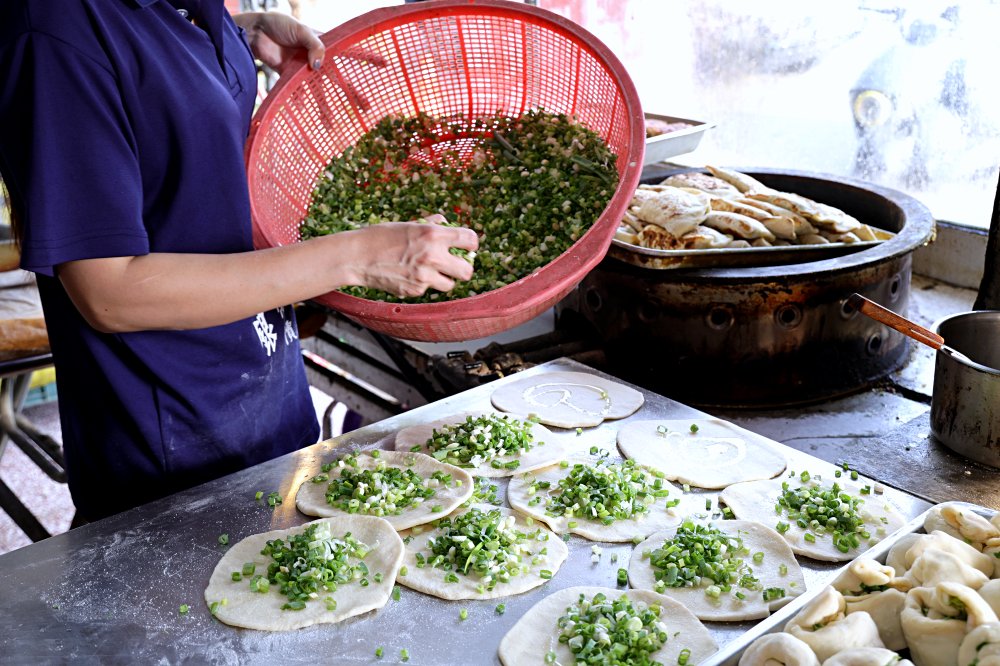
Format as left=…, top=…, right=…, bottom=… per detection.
left=628, top=520, right=805, bottom=621
left=617, top=419, right=786, bottom=489
left=497, top=586, right=717, bottom=666
left=204, top=516, right=403, bottom=631
left=491, top=371, right=644, bottom=428
left=396, top=504, right=568, bottom=601
left=393, top=411, right=579, bottom=478
left=720, top=475, right=906, bottom=561
left=507, top=456, right=699, bottom=542
left=295, top=450, right=473, bottom=529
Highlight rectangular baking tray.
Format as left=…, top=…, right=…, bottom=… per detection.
left=705, top=501, right=997, bottom=666
left=608, top=237, right=884, bottom=270
left=644, top=113, right=715, bottom=166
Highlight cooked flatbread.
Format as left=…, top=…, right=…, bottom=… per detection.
left=204, top=516, right=402, bottom=630
left=709, top=196, right=776, bottom=222
left=507, top=455, right=697, bottom=542
left=396, top=504, right=567, bottom=600
left=629, top=520, right=805, bottom=621
left=497, top=586, right=717, bottom=666
left=635, top=186, right=710, bottom=237
left=637, top=224, right=682, bottom=250
left=704, top=211, right=776, bottom=241
left=681, top=225, right=732, bottom=249
left=705, top=165, right=772, bottom=194
left=720, top=474, right=907, bottom=561
left=393, top=410, right=576, bottom=478
left=616, top=419, right=786, bottom=489
left=660, top=172, right=742, bottom=198
left=813, top=202, right=863, bottom=233
left=295, top=450, right=473, bottom=529
left=491, top=370, right=643, bottom=428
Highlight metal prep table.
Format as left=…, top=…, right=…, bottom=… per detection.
left=4, top=355, right=994, bottom=665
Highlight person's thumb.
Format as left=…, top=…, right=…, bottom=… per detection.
left=302, top=26, right=325, bottom=70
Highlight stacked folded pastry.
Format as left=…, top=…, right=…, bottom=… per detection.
left=738, top=502, right=1000, bottom=666
left=616, top=166, right=893, bottom=251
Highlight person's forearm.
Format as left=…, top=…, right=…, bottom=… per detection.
left=57, top=233, right=363, bottom=333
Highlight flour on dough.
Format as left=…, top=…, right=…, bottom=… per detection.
left=617, top=419, right=786, bottom=489
left=491, top=371, right=644, bottom=428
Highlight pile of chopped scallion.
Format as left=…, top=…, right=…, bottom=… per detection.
left=246, top=521, right=371, bottom=611
left=550, top=591, right=679, bottom=665
left=417, top=414, right=538, bottom=470
left=417, top=508, right=545, bottom=592
left=643, top=522, right=764, bottom=601
left=312, top=455, right=454, bottom=516
left=774, top=471, right=878, bottom=553
left=301, top=109, right=619, bottom=303
left=530, top=459, right=675, bottom=526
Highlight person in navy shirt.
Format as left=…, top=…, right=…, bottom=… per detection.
left=0, top=0, right=478, bottom=521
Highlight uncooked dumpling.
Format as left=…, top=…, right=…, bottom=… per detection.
left=719, top=473, right=906, bottom=561
left=490, top=371, right=644, bottom=428
left=295, top=450, right=473, bottom=529
left=498, top=586, right=717, bottom=666
left=507, top=455, right=697, bottom=542
left=785, top=587, right=885, bottom=662
left=393, top=410, right=576, bottom=477
left=395, top=504, right=567, bottom=600
left=924, top=502, right=1000, bottom=547
left=900, top=582, right=999, bottom=666
left=628, top=519, right=804, bottom=621
left=204, top=515, right=403, bottom=631
left=822, top=648, right=913, bottom=666
left=617, top=418, right=786, bottom=489
left=739, top=632, right=820, bottom=666
left=958, top=622, right=1000, bottom=666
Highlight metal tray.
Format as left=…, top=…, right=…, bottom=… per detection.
left=707, top=501, right=997, bottom=666
left=644, top=113, right=715, bottom=166
left=609, top=238, right=882, bottom=270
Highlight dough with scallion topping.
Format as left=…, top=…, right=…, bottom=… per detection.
left=396, top=504, right=567, bottom=600
left=497, top=586, right=717, bottom=666
left=491, top=371, right=644, bottom=429
left=204, top=515, right=403, bottom=631
left=507, top=455, right=696, bottom=542
left=394, top=411, right=579, bottom=477
left=295, top=450, right=473, bottom=529
left=720, top=472, right=906, bottom=561
left=629, top=520, right=804, bottom=621
left=617, top=418, right=786, bottom=489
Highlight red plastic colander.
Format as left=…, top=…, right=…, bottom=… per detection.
left=245, top=0, right=644, bottom=342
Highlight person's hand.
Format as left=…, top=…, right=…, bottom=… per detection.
left=234, top=12, right=324, bottom=72
left=347, top=215, right=479, bottom=298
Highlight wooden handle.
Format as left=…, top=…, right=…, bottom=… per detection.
left=847, top=293, right=945, bottom=350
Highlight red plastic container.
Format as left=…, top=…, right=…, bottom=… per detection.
left=245, top=0, right=644, bottom=341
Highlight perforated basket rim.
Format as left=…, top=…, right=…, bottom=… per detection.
left=246, top=0, right=645, bottom=329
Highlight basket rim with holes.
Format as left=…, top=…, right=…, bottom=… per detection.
left=245, top=0, right=644, bottom=342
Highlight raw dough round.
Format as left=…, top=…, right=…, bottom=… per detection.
left=295, top=450, right=474, bottom=530
left=629, top=520, right=805, bottom=621
left=490, top=371, right=644, bottom=428
left=719, top=474, right=906, bottom=561
left=394, top=411, right=580, bottom=478
left=396, top=504, right=567, bottom=600
left=507, top=455, right=698, bottom=542
left=497, top=586, right=717, bottom=666
left=617, top=419, right=787, bottom=489
left=204, top=515, right=403, bottom=631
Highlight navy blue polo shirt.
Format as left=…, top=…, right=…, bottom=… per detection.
left=0, top=0, right=319, bottom=519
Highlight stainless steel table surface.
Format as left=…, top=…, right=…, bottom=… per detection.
left=0, top=358, right=932, bottom=665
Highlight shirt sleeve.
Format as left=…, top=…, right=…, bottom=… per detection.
left=0, top=31, right=149, bottom=277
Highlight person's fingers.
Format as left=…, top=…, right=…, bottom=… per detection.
left=438, top=253, right=475, bottom=282
left=297, top=24, right=325, bottom=70
left=448, top=227, right=480, bottom=252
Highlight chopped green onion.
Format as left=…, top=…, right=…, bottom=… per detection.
left=421, top=414, right=538, bottom=468
left=495, top=603, right=506, bottom=615
left=375, top=646, right=384, bottom=658
left=763, top=587, right=785, bottom=602
left=617, top=568, right=628, bottom=586
left=678, top=647, right=692, bottom=665
left=241, top=562, right=255, bottom=577
left=400, top=648, right=409, bottom=662
left=231, top=572, right=242, bottom=582
left=254, top=491, right=263, bottom=501
left=689, top=424, right=699, bottom=433
left=218, top=534, right=229, bottom=546
left=392, top=586, right=401, bottom=601
left=459, top=608, right=468, bottom=621
left=179, top=604, right=189, bottom=615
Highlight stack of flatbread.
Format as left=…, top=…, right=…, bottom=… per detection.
left=615, top=166, right=893, bottom=251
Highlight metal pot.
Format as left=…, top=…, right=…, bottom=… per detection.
left=930, top=311, right=1000, bottom=467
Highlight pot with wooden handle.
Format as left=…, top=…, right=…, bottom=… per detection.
left=849, top=294, right=1000, bottom=468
